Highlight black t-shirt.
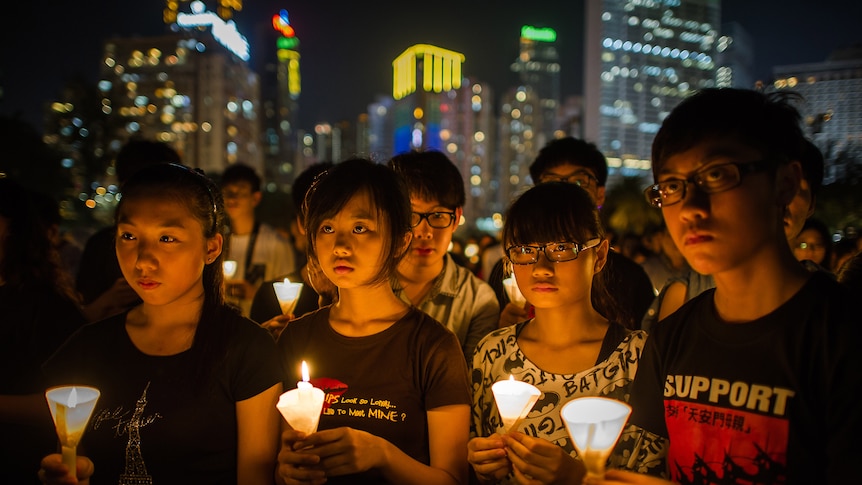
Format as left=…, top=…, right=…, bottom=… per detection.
left=43, top=309, right=282, bottom=484
left=277, top=306, right=471, bottom=484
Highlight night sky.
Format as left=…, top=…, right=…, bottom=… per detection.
left=2, top=0, right=860, bottom=133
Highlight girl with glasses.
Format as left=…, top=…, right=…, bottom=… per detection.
left=467, top=182, right=647, bottom=484
left=275, top=158, right=471, bottom=485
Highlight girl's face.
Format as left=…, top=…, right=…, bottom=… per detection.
left=511, top=238, right=608, bottom=310
left=313, top=191, right=389, bottom=289
left=116, top=196, right=222, bottom=307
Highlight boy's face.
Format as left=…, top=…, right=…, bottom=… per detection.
left=657, top=139, right=793, bottom=277
left=221, top=181, right=260, bottom=221
left=404, top=196, right=460, bottom=270
left=538, top=162, right=606, bottom=207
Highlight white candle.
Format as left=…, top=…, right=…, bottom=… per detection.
left=45, top=386, right=100, bottom=476
left=491, top=375, right=541, bottom=432
left=273, top=278, right=304, bottom=316
left=222, top=260, right=238, bottom=279
left=502, top=277, right=526, bottom=306
left=276, top=360, right=325, bottom=435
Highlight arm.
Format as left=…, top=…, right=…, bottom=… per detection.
left=0, top=393, right=50, bottom=424
left=294, top=404, right=470, bottom=484
left=237, top=383, right=283, bottom=485
left=497, top=302, right=530, bottom=329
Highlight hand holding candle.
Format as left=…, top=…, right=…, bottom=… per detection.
left=491, top=375, right=540, bottom=432
left=273, top=278, right=304, bottom=316
left=45, top=386, right=100, bottom=476
left=276, top=360, right=325, bottom=435
left=560, top=397, right=632, bottom=479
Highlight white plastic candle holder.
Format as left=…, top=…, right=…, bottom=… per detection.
left=491, top=375, right=541, bottom=432
left=560, top=397, right=632, bottom=480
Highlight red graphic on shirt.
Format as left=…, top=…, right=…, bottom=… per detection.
left=311, top=377, right=347, bottom=411
left=665, top=400, right=788, bottom=483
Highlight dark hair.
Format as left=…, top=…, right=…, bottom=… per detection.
left=220, top=162, right=262, bottom=192
left=800, top=138, right=824, bottom=199
left=651, top=88, right=806, bottom=177
left=304, top=158, right=412, bottom=286
left=529, top=137, right=609, bottom=187
left=797, top=217, right=833, bottom=266
left=115, top=163, right=230, bottom=390
left=115, top=138, right=182, bottom=185
left=292, top=162, right=334, bottom=221
left=0, top=178, right=79, bottom=303
left=501, top=182, right=615, bottom=323
left=387, top=150, right=466, bottom=209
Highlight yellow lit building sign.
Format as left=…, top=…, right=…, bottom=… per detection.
left=392, top=44, right=465, bottom=100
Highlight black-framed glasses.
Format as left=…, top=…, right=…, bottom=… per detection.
left=506, top=238, right=601, bottom=265
left=643, top=159, right=774, bottom=208
left=411, top=211, right=456, bottom=229
left=539, top=170, right=597, bottom=188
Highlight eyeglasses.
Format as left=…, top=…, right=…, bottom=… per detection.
left=506, top=238, right=601, bottom=265
left=411, top=211, right=456, bottom=229
left=539, top=170, right=598, bottom=188
left=643, top=159, right=774, bottom=208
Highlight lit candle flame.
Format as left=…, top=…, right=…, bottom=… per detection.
left=284, top=277, right=291, bottom=284
left=301, top=361, right=310, bottom=382
left=66, top=387, right=78, bottom=408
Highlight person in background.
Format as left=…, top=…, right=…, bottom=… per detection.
left=76, top=138, right=182, bottom=322
left=638, top=221, right=689, bottom=295
left=468, top=182, right=647, bottom=484
left=490, top=136, right=655, bottom=331
left=791, top=217, right=832, bottom=269
left=38, top=163, right=282, bottom=484
left=220, top=163, right=296, bottom=318
left=275, top=158, right=470, bottom=485
left=388, top=149, right=499, bottom=360
left=0, top=176, right=87, bottom=484
left=598, top=88, right=856, bottom=484
left=31, top=192, right=83, bottom=282
left=251, top=161, right=335, bottom=335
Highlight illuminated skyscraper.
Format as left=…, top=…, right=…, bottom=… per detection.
left=95, top=0, right=260, bottom=177
left=510, top=25, right=561, bottom=148
left=767, top=47, right=862, bottom=183
left=584, top=0, right=719, bottom=179
left=387, top=44, right=495, bottom=225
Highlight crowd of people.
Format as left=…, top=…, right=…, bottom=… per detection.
left=0, top=87, right=858, bottom=484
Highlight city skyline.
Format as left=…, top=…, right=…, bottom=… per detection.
left=2, top=0, right=861, bottom=134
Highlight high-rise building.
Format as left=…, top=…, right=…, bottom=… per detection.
left=95, top=0, right=261, bottom=176
left=767, top=46, right=862, bottom=184
left=384, top=44, right=496, bottom=226
left=715, top=21, right=755, bottom=89
left=257, top=8, right=301, bottom=192
left=510, top=25, right=561, bottom=148
left=584, top=0, right=719, bottom=181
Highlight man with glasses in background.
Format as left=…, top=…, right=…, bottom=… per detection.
left=388, top=150, right=499, bottom=361
left=490, top=136, right=655, bottom=330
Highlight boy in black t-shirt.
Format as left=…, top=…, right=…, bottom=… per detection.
left=593, top=89, right=857, bottom=484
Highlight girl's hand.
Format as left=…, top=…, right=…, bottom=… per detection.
left=37, top=454, right=94, bottom=485
left=467, top=434, right=511, bottom=483
left=294, top=427, right=387, bottom=477
left=498, top=302, right=530, bottom=328
left=276, top=429, right=326, bottom=485
left=504, top=432, right=585, bottom=485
